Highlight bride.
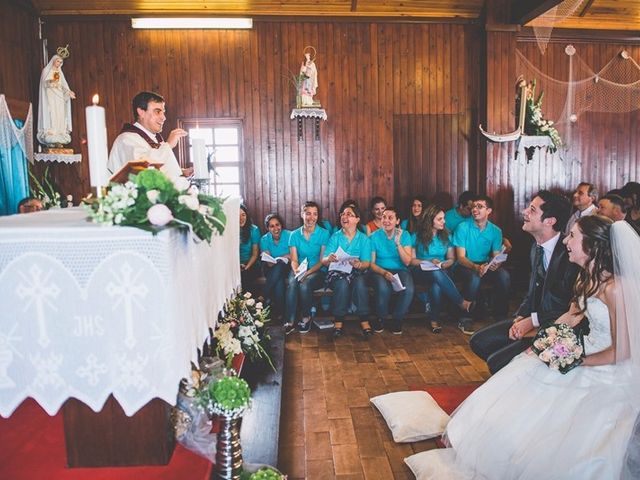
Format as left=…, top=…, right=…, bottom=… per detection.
left=425, top=216, right=640, bottom=479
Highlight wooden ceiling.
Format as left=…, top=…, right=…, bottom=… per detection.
left=28, top=0, right=640, bottom=31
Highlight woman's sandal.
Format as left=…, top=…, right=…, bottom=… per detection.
left=430, top=320, right=442, bottom=334
left=333, top=326, right=344, bottom=338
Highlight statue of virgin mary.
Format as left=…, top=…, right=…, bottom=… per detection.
left=37, top=52, right=76, bottom=146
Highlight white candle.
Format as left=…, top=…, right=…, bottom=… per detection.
left=85, top=94, right=109, bottom=192
left=192, top=138, right=209, bottom=179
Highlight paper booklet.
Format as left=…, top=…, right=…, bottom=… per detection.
left=390, top=273, right=406, bottom=292
left=487, top=247, right=508, bottom=269
left=261, top=252, right=290, bottom=264
left=109, top=159, right=164, bottom=184
left=295, top=258, right=308, bottom=281
left=328, top=246, right=359, bottom=274
left=313, top=318, right=335, bottom=330
left=420, top=261, right=441, bottom=271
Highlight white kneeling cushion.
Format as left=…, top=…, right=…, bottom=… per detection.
left=370, top=390, right=449, bottom=443
left=405, top=448, right=473, bottom=480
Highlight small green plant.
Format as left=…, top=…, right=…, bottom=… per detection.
left=198, top=375, right=251, bottom=413
left=29, top=165, right=61, bottom=209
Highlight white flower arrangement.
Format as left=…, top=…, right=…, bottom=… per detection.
left=213, top=290, right=274, bottom=371
left=522, top=79, right=563, bottom=153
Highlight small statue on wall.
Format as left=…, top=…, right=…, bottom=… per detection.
left=299, top=46, right=320, bottom=108
left=37, top=45, right=76, bottom=148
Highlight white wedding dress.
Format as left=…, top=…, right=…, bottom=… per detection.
left=434, top=296, right=638, bottom=480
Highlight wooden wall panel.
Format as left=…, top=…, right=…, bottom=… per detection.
left=0, top=1, right=40, bottom=111
left=38, top=17, right=480, bottom=227
left=486, top=36, right=640, bottom=243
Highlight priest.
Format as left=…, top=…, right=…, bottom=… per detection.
left=107, top=91, right=191, bottom=179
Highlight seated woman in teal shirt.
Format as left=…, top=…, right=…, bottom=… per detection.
left=369, top=207, right=415, bottom=334
left=239, top=204, right=261, bottom=290
left=285, top=201, right=330, bottom=334
left=400, top=195, right=426, bottom=241
left=322, top=202, right=372, bottom=338
left=260, top=213, right=291, bottom=320
left=411, top=205, right=474, bottom=333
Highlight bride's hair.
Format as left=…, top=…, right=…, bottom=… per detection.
left=573, top=215, right=614, bottom=313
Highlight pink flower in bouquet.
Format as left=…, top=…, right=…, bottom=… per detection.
left=553, top=343, right=571, bottom=357
left=147, top=204, right=173, bottom=226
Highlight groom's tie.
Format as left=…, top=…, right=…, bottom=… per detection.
left=533, top=245, right=546, bottom=310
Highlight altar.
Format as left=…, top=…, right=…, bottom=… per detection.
left=0, top=199, right=240, bottom=466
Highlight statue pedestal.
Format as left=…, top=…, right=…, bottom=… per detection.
left=34, top=152, right=82, bottom=163
left=290, top=108, right=327, bottom=141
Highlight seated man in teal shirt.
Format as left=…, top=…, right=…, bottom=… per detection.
left=453, top=195, right=510, bottom=335
left=445, top=190, right=475, bottom=233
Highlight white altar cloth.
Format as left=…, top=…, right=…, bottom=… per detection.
left=0, top=199, right=240, bottom=417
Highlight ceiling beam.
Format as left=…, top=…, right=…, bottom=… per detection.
left=511, top=0, right=565, bottom=25
left=578, top=0, right=595, bottom=17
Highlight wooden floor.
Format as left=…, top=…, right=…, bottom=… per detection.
left=276, top=316, right=492, bottom=479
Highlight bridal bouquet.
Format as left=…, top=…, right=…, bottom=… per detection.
left=84, top=169, right=226, bottom=243
left=531, top=323, right=584, bottom=374
left=214, top=291, right=274, bottom=371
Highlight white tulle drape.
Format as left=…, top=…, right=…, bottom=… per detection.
left=611, top=221, right=640, bottom=479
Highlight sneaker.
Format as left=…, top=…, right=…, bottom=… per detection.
left=298, top=318, right=312, bottom=334
left=424, top=302, right=432, bottom=314
left=458, top=320, right=475, bottom=335
left=284, top=323, right=296, bottom=335
left=370, top=318, right=384, bottom=333
left=391, top=321, right=403, bottom=335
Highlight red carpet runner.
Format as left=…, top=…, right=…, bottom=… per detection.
left=0, top=399, right=212, bottom=480
left=412, top=384, right=481, bottom=415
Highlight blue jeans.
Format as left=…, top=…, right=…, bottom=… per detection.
left=455, top=265, right=511, bottom=317
left=413, top=268, right=463, bottom=317
left=370, top=270, right=415, bottom=322
left=284, top=270, right=325, bottom=324
left=263, top=261, right=288, bottom=315
left=328, top=274, right=370, bottom=318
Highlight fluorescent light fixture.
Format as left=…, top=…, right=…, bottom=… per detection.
left=131, top=17, right=253, bottom=29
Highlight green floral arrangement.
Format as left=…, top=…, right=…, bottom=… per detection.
left=521, top=79, right=563, bottom=152
left=29, top=165, right=62, bottom=209
left=214, top=291, right=274, bottom=371
left=198, top=374, right=251, bottom=416
left=83, top=169, right=226, bottom=243
left=241, top=466, right=286, bottom=480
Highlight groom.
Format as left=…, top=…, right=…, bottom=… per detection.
left=469, top=190, right=580, bottom=373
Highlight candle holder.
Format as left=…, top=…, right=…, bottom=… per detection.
left=191, top=178, right=212, bottom=196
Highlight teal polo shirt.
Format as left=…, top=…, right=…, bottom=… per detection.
left=400, top=219, right=417, bottom=243
left=325, top=229, right=372, bottom=262
left=370, top=229, right=412, bottom=271
left=452, top=220, right=502, bottom=264
left=240, top=224, right=261, bottom=263
left=260, top=230, right=291, bottom=258
left=288, top=225, right=330, bottom=266
left=319, top=219, right=335, bottom=235
left=415, top=234, right=451, bottom=262
left=445, top=207, right=471, bottom=233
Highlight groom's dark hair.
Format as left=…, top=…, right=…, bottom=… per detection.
left=536, top=190, right=571, bottom=233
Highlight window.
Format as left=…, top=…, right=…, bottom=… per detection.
left=178, top=118, right=244, bottom=198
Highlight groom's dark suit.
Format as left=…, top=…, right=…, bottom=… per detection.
left=469, top=234, right=579, bottom=373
